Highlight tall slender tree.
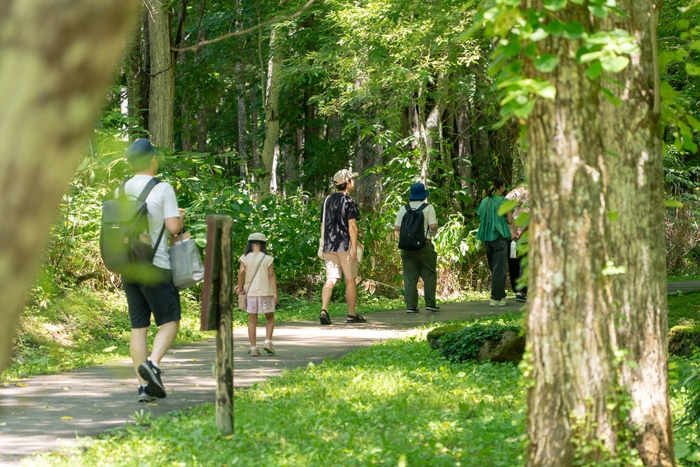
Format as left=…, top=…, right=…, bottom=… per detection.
left=147, top=0, right=175, bottom=149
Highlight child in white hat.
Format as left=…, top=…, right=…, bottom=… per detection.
left=236, top=232, right=279, bottom=356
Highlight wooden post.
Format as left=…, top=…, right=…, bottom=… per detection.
left=202, top=215, right=234, bottom=434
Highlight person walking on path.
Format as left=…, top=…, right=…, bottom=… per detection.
left=394, top=182, right=440, bottom=313
left=119, top=139, right=185, bottom=402
left=237, top=232, right=279, bottom=356
left=477, top=177, right=516, bottom=307
left=505, top=182, right=529, bottom=302
left=319, top=169, right=366, bottom=325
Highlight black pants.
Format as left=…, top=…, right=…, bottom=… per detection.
left=484, top=237, right=508, bottom=301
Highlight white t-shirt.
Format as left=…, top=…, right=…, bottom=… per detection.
left=116, top=175, right=180, bottom=269
left=394, top=201, right=438, bottom=237
left=240, top=253, right=275, bottom=297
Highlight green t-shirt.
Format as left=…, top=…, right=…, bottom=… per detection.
left=476, top=195, right=511, bottom=242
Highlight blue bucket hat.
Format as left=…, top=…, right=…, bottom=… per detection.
left=126, top=138, right=159, bottom=163
left=409, top=182, right=429, bottom=201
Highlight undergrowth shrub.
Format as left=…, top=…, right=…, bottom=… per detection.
left=439, top=323, right=522, bottom=363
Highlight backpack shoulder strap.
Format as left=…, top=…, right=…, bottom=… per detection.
left=115, top=180, right=128, bottom=199
left=416, top=203, right=428, bottom=212
left=137, top=178, right=161, bottom=202
left=405, top=203, right=413, bottom=212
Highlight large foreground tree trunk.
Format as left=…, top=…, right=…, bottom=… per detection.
left=0, top=0, right=140, bottom=373
left=525, top=1, right=674, bottom=466
left=147, top=0, right=175, bottom=149
left=603, top=1, right=674, bottom=464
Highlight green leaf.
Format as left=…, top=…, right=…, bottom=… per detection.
left=502, top=41, right=521, bottom=58
left=586, top=61, right=603, bottom=80
left=690, top=40, right=700, bottom=51
left=676, top=19, right=691, bottom=30
left=523, top=43, right=538, bottom=57
left=544, top=0, right=567, bottom=11
left=686, top=62, right=700, bottom=76
left=665, top=200, right=684, bottom=208
left=580, top=50, right=604, bottom=63
left=601, top=87, right=622, bottom=106
left=586, top=32, right=611, bottom=45
left=563, top=21, right=585, bottom=39
left=534, top=54, right=559, bottom=72
left=608, top=211, right=619, bottom=222
left=498, top=200, right=518, bottom=216
left=600, top=55, right=629, bottom=73
left=588, top=4, right=608, bottom=18
left=535, top=85, right=556, bottom=99
left=545, top=20, right=565, bottom=36
left=530, top=28, right=549, bottom=42
left=686, top=114, right=700, bottom=131
left=602, top=261, right=627, bottom=276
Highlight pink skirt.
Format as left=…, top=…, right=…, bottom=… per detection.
left=246, top=296, right=276, bottom=315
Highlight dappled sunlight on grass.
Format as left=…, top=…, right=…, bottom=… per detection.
left=27, top=332, right=527, bottom=467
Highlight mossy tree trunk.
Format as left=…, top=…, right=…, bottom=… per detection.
left=525, top=1, right=674, bottom=466
left=0, top=0, right=140, bottom=373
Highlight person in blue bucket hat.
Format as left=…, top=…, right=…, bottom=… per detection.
left=394, top=182, right=440, bottom=313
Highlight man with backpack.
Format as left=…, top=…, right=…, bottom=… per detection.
left=395, top=182, right=439, bottom=313
left=101, top=138, right=185, bottom=402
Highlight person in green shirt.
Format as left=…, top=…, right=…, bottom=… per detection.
left=476, top=177, right=516, bottom=306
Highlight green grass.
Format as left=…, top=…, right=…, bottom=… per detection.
left=669, top=292, right=700, bottom=327
left=24, top=319, right=527, bottom=467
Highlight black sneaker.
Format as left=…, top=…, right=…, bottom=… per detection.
left=406, top=308, right=419, bottom=313
left=426, top=305, right=441, bottom=312
left=137, top=386, right=155, bottom=403
left=138, top=361, right=166, bottom=399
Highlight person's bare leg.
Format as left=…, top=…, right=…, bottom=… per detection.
left=149, top=320, right=180, bottom=366
left=130, top=327, right=149, bottom=385
left=248, top=314, right=258, bottom=347
left=321, top=278, right=337, bottom=310
left=264, top=312, right=275, bottom=341
left=345, top=277, right=357, bottom=315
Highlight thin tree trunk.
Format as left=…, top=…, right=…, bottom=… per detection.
left=195, top=28, right=207, bottom=152
left=237, top=69, right=248, bottom=180
left=455, top=106, right=473, bottom=192
left=260, top=27, right=282, bottom=196
left=141, top=8, right=151, bottom=134
left=125, top=6, right=145, bottom=136
left=0, top=0, right=140, bottom=372
left=250, top=84, right=260, bottom=179
left=603, top=1, right=674, bottom=465
left=525, top=1, right=675, bottom=466
left=147, top=0, right=175, bottom=149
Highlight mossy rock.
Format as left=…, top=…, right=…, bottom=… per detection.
left=427, top=324, right=465, bottom=350
left=475, top=330, right=526, bottom=363
left=668, top=325, right=700, bottom=358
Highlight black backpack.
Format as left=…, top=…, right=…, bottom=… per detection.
left=398, top=203, right=428, bottom=250
left=100, top=178, right=165, bottom=282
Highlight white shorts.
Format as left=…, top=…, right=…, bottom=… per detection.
left=246, top=296, right=276, bottom=315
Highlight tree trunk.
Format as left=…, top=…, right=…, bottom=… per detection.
left=250, top=84, right=260, bottom=181
left=455, top=106, right=473, bottom=192
left=602, top=1, right=674, bottom=465
left=0, top=0, right=140, bottom=373
left=525, top=1, right=675, bottom=466
left=237, top=72, right=248, bottom=180
left=147, top=0, right=174, bottom=149
left=260, top=27, right=282, bottom=196
left=125, top=6, right=146, bottom=136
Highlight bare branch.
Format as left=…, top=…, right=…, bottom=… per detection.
left=171, top=0, right=315, bottom=52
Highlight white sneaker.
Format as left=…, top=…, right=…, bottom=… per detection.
left=489, top=298, right=507, bottom=307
